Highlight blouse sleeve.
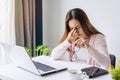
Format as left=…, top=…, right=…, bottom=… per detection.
left=88, top=34, right=110, bottom=69
left=51, top=39, right=71, bottom=60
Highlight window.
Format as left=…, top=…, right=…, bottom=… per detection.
left=0, top=0, right=15, bottom=44
left=0, top=0, right=2, bottom=38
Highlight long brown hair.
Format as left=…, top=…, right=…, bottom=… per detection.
left=59, top=8, right=103, bottom=44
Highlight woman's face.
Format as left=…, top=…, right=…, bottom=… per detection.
left=68, top=19, right=86, bottom=38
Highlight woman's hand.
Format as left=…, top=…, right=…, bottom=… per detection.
left=73, top=37, right=89, bottom=48
left=67, top=29, right=77, bottom=43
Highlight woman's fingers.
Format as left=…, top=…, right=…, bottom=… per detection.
left=70, top=28, right=76, bottom=36
left=67, top=29, right=77, bottom=43
left=75, top=38, right=89, bottom=48
left=74, top=38, right=86, bottom=47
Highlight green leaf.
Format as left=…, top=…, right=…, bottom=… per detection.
left=110, top=62, right=120, bottom=80
left=24, top=47, right=32, bottom=57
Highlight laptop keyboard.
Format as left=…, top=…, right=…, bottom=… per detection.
left=33, top=61, right=56, bottom=72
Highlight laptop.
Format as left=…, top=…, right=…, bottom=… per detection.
left=11, top=45, right=67, bottom=76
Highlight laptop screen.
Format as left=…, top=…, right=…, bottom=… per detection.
left=12, top=46, right=67, bottom=76
left=11, top=45, right=67, bottom=76
left=11, top=46, right=40, bottom=76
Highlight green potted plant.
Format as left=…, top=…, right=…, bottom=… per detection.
left=109, top=61, right=120, bottom=80
left=25, top=45, right=51, bottom=57
left=24, top=47, right=32, bottom=57
left=35, top=45, right=51, bottom=56
left=35, top=45, right=44, bottom=56
left=42, top=46, right=51, bottom=56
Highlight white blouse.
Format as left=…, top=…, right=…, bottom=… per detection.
left=74, top=47, right=88, bottom=63
left=51, top=39, right=88, bottom=63
left=51, top=34, right=111, bottom=70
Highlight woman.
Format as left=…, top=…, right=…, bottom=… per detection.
left=51, top=8, right=110, bottom=70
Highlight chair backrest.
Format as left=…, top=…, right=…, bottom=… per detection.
left=109, top=54, right=116, bottom=68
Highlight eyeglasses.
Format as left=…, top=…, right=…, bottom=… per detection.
left=72, top=45, right=80, bottom=61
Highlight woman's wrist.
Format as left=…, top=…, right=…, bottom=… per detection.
left=86, top=44, right=90, bottom=49
left=66, top=39, right=72, bottom=44
left=69, top=52, right=73, bottom=61
left=62, top=39, right=72, bottom=46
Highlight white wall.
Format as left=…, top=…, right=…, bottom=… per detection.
left=43, top=0, right=120, bottom=59
left=42, top=0, right=62, bottom=47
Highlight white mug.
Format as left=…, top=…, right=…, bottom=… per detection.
left=68, top=69, right=88, bottom=80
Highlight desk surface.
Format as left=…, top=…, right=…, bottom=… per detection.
left=0, top=56, right=112, bottom=80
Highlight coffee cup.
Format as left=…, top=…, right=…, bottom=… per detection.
left=68, top=69, right=88, bottom=80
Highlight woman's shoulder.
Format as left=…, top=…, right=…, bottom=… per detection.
left=90, top=34, right=105, bottom=43
left=91, top=34, right=105, bottom=39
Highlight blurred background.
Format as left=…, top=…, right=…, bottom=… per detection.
left=0, top=0, right=120, bottom=59
left=42, top=0, right=120, bottom=59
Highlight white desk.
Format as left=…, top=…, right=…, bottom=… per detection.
left=0, top=56, right=112, bottom=80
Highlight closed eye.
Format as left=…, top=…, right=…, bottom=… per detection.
left=76, top=26, right=81, bottom=29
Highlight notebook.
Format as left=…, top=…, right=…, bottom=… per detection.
left=11, top=45, right=67, bottom=76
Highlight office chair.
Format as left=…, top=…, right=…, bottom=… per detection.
left=109, top=54, right=116, bottom=68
